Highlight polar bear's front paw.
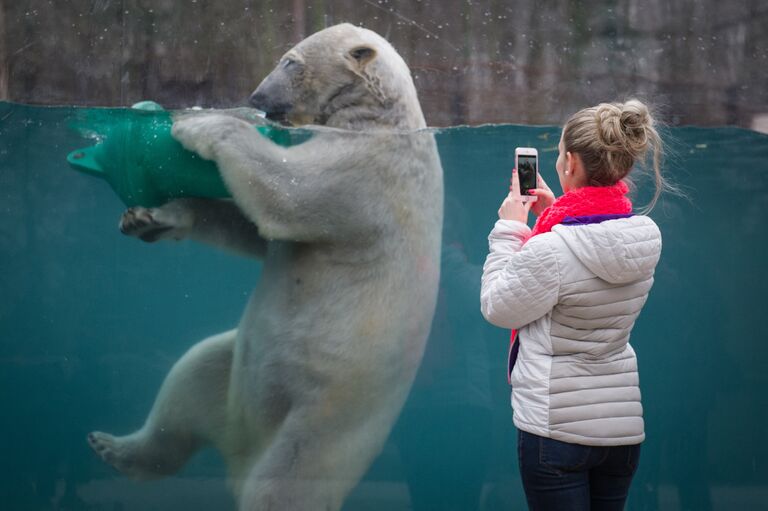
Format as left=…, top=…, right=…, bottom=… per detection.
left=119, top=202, right=193, bottom=242
left=119, top=207, right=174, bottom=242
left=172, top=114, right=247, bottom=161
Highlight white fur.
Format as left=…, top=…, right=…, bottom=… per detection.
left=89, top=24, right=443, bottom=511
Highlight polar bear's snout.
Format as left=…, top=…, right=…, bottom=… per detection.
left=250, top=68, right=294, bottom=123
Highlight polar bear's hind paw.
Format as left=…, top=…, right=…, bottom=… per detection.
left=87, top=431, right=145, bottom=479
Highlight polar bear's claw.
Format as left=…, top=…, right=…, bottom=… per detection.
left=119, top=207, right=175, bottom=242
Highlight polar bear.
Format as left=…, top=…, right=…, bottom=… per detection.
left=87, top=23, right=443, bottom=511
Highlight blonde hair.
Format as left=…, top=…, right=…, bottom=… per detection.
left=563, top=98, right=671, bottom=212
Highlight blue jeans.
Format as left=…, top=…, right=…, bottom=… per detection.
left=517, top=429, right=641, bottom=511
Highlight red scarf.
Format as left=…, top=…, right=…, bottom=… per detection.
left=507, top=181, right=633, bottom=383
left=530, top=180, right=632, bottom=236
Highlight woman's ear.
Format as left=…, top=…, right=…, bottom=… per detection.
left=565, top=151, right=575, bottom=175
left=567, top=151, right=588, bottom=186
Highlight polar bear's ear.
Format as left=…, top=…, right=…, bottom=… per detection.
left=347, top=46, right=377, bottom=68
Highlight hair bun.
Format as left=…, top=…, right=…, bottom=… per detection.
left=594, top=103, right=625, bottom=151
left=595, top=100, right=652, bottom=157
left=620, top=99, right=651, bottom=132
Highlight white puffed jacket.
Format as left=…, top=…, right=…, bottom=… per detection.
left=481, top=215, right=661, bottom=446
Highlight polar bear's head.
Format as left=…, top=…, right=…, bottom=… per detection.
left=249, top=23, right=426, bottom=130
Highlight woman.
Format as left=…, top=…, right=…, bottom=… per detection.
left=480, top=99, right=669, bottom=510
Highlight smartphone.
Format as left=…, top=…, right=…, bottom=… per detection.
left=515, top=147, right=539, bottom=202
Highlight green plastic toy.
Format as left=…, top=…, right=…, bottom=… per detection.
left=67, top=101, right=294, bottom=208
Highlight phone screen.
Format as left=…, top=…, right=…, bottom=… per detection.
left=517, top=155, right=538, bottom=194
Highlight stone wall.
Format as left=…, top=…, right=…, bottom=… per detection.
left=1, top=0, right=766, bottom=128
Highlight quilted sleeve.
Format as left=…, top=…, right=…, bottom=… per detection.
left=480, top=219, right=561, bottom=329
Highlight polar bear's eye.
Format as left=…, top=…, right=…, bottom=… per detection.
left=282, top=58, right=297, bottom=68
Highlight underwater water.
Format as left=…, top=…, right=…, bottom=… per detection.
left=1, top=101, right=767, bottom=511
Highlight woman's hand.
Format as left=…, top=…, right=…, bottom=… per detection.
left=498, top=169, right=533, bottom=223
left=528, top=173, right=556, bottom=217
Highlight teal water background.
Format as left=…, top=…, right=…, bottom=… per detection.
left=1, top=102, right=767, bottom=510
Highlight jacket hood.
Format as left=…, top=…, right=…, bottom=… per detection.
left=552, top=216, right=661, bottom=284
